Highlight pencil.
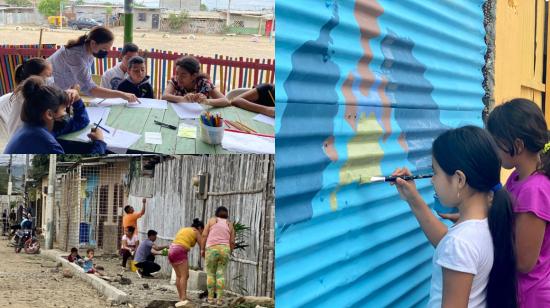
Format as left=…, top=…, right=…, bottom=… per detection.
left=268, top=89, right=275, bottom=105
left=236, top=121, right=256, bottom=133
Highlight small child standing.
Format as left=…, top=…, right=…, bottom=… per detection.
left=487, top=98, right=550, bottom=308
left=116, top=56, right=154, bottom=99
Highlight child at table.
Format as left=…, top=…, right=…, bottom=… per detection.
left=116, top=56, right=154, bottom=99
left=230, top=83, right=274, bottom=117
left=4, top=76, right=106, bottom=154
left=161, top=56, right=229, bottom=107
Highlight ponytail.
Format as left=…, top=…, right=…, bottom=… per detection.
left=487, top=188, right=517, bottom=308
left=20, top=76, right=68, bottom=126
left=14, top=58, right=48, bottom=85
left=65, top=26, right=114, bottom=49
left=65, top=34, right=88, bottom=49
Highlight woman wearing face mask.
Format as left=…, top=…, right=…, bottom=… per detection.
left=0, top=58, right=81, bottom=143
left=47, top=26, right=137, bottom=102
left=4, top=76, right=106, bottom=154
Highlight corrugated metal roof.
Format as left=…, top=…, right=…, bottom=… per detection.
left=275, top=0, right=487, bottom=306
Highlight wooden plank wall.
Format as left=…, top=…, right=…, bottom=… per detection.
left=128, top=155, right=274, bottom=297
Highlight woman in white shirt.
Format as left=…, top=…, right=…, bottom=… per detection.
left=120, top=226, right=139, bottom=268
left=391, top=126, right=517, bottom=308
left=47, top=26, right=137, bottom=103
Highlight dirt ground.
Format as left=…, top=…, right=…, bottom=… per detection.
left=93, top=254, right=219, bottom=307
left=0, top=26, right=274, bottom=59
left=0, top=236, right=109, bottom=308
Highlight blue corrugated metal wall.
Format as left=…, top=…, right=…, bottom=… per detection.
left=275, top=0, right=487, bottom=307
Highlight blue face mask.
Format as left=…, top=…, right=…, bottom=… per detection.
left=433, top=193, right=459, bottom=214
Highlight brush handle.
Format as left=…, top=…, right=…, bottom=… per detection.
left=385, top=174, right=433, bottom=182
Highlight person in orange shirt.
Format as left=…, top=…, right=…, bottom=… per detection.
left=123, top=198, right=147, bottom=233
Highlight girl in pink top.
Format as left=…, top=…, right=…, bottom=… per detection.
left=487, top=98, right=550, bottom=307
left=202, top=206, right=235, bottom=305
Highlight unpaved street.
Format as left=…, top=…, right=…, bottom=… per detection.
left=0, top=237, right=109, bottom=308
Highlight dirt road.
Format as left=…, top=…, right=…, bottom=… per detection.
left=0, top=237, right=109, bottom=308
left=0, top=26, right=274, bottom=59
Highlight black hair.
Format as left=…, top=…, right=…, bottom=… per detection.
left=124, top=205, right=132, bottom=214
left=127, top=56, right=145, bottom=70
left=175, top=56, right=209, bottom=80
left=432, top=125, right=517, bottom=308
left=19, top=76, right=68, bottom=126
left=215, top=206, right=229, bottom=219
left=121, top=43, right=139, bottom=56
left=147, top=230, right=157, bottom=237
left=191, top=218, right=204, bottom=229
left=86, top=248, right=94, bottom=254
left=487, top=98, right=550, bottom=179
left=66, top=26, right=114, bottom=49
left=14, top=58, right=48, bottom=85
left=70, top=247, right=78, bottom=253
left=127, top=226, right=135, bottom=233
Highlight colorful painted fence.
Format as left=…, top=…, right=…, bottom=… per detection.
left=0, top=44, right=275, bottom=98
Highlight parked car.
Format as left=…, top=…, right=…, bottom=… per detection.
left=68, top=17, right=103, bottom=30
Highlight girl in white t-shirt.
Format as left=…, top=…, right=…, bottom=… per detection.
left=391, top=126, right=517, bottom=308
left=120, top=226, right=139, bottom=268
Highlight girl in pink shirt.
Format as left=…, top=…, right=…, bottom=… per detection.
left=487, top=98, right=550, bottom=307
left=202, top=206, right=236, bottom=305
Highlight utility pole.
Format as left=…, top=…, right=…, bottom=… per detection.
left=24, top=154, right=29, bottom=219
left=226, top=0, right=231, bottom=27
left=7, top=155, right=12, bottom=216
left=124, top=0, right=133, bottom=43
left=45, top=155, right=56, bottom=250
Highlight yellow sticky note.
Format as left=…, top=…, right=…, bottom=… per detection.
left=178, top=124, right=197, bottom=139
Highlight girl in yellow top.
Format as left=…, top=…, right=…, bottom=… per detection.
left=168, top=218, right=204, bottom=307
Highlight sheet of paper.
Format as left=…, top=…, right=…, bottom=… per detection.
left=221, top=130, right=275, bottom=154
left=144, top=132, right=163, bottom=144
left=86, top=107, right=111, bottom=126
left=178, top=122, right=197, bottom=139
left=89, top=98, right=128, bottom=107
left=252, top=114, right=275, bottom=126
left=77, top=125, right=141, bottom=154
left=171, top=102, right=204, bottom=119
left=126, top=98, right=168, bottom=110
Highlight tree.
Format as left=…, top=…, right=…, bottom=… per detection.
left=30, top=155, right=83, bottom=180
left=75, top=0, right=84, bottom=4
left=6, top=0, right=32, bottom=7
left=167, top=10, right=188, bottom=32
left=200, top=3, right=208, bottom=11
left=38, top=0, right=67, bottom=17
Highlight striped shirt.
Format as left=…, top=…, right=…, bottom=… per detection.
left=47, top=45, right=97, bottom=95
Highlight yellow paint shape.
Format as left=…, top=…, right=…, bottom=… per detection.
left=340, top=112, right=384, bottom=185
left=330, top=112, right=384, bottom=211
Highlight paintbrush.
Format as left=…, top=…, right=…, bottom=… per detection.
left=370, top=174, right=433, bottom=183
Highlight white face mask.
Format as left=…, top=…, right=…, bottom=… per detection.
left=45, top=76, right=55, bottom=86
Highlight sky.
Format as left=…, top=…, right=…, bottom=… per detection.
left=0, top=155, right=29, bottom=166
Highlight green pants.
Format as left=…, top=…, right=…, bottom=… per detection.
left=205, top=244, right=230, bottom=299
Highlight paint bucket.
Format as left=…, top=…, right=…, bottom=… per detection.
left=130, top=260, right=138, bottom=272
left=433, top=193, right=459, bottom=214
left=199, top=122, right=224, bottom=145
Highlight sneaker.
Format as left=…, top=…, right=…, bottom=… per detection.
left=142, top=272, right=154, bottom=278
left=136, top=269, right=143, bottom=278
